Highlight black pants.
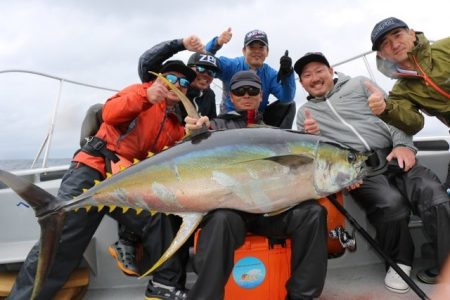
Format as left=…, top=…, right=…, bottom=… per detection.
left=189, top=200, right=328, bottom=300
left=350, top=163, right=450, bottom=270
left=7, top=162, right=186, bottom=300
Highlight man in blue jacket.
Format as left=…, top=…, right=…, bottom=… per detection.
left=205, top=28, right=296, bottom=127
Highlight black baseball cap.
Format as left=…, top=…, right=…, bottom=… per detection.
left=187, top=52, right=220, bottom=72
left=371, top=17, right=409, bottom=50
left=230, top=70, right=261, bottom=90
left=294, top=52, right=330, bottom=76
left=158, top=60, right=197, bottom=83
left=244, top=29, right=268, bottom=47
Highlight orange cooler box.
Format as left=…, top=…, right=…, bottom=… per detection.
left=194, top=194, right=345, bottom=300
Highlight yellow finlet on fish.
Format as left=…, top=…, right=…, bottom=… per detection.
left=109, top=205, right=117, bottom=213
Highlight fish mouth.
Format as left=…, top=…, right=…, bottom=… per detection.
left=335, top=163, right=366, bottom=187
left=357, top=168, right=367, bottom=180
left=356, top=162, right=368, bottom=179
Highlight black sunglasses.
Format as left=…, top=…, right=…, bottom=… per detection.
left=231, top=86, right=260, bottom=97
left=195, top=66, right=216, bottom=77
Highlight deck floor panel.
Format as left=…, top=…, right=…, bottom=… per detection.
left=83, top=260, right=436, bottom=299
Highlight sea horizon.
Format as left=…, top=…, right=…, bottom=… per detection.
left=0, top=158, right=71, bottom=171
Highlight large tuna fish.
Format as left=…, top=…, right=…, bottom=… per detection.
left=0, top=127, right=367, bottom=299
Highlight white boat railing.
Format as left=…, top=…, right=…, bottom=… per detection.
left=0, top=69, right=118, bottom=169
left=0, top=46, right=445, bottom=171
left=331, top=50, right=377, bottom=83
left=11, top=165, right=70, bottom=176
left=211, top=50, right=380, bottom=90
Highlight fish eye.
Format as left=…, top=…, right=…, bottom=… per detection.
left=347, top=152, right=356, bottom=163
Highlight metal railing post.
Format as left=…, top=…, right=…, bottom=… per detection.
left=41, top=79, right=64, bottom=168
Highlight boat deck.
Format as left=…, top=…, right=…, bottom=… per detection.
left=83, top=258, right=435, bottom=300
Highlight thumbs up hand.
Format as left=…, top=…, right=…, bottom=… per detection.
left=218, top=27, right=232, bottom=46
left=303, top=108, right=320, bottom=134
left=364, top=80, right=386, bottom=115
left=277, top=50, right=293, bottom=83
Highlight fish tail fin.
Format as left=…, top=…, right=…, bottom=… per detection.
left=140, top=212, right=204, bottom=278
left=32, top=211, right=65, bottom=300
left=0, top=169, right=64, bottom=212
left=0, top=169, right=65, bottom=300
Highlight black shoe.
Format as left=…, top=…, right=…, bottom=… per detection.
left=416, top=267, right=439, bottom=284
left=145, top=280, right=188, bottom=300
left=108, top=239, right=139, bottom=276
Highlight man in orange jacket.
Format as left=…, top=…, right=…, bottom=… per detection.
left=7, top=60, right=196, bottom=300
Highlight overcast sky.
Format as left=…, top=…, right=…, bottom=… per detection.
left=0, top=0, right=449, bottom=160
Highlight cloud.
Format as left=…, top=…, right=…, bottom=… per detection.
left=0, top=0, right=448, bottom=159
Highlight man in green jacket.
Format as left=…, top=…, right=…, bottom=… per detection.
left=368, top=17, right=450, bottom=135
left=368, top=17, right=450, bottom=284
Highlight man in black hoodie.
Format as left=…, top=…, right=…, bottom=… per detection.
left=138, top=35, right=219, bottom=120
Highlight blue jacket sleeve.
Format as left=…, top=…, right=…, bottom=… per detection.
left=268, top=67, right=296, bottom=102
left=205, top=36, right=223, bottom=55
left=138, top=39, right=186, bottom=83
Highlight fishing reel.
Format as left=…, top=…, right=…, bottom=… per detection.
left=329, top=226, right=356, bottom=252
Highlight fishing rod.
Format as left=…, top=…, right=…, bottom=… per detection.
left=327, top=193, right=430, bottom=300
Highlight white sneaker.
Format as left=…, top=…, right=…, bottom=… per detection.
left=384, top=263, right=412, bottom=293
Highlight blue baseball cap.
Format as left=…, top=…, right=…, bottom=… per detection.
left=371, top=17, right=409, bottom=50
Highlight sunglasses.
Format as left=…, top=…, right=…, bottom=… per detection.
left=195, top=66, right=216, bottom=77
left=231, top=86, right=260, bottom=97
left=164, top=74, right=190, bottom=88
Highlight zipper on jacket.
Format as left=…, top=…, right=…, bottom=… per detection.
left=325, top=100, right=372, bottom=152
left=148, top=108, right=169, bottom=153
left=193, top=92, right=202, bottom=115
left=412, top=55, right=450, bottom=99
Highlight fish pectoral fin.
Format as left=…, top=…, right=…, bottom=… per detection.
left=264, top=154, right=313, bottom=169
left=140, top=212, right=204, bottom=278
left=235, top=154, right=314, bottom=168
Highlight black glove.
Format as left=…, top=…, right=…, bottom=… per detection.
left=277, top=50, right=293, bottom=83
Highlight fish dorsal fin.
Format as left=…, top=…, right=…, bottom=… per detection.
left=264, top=154, right=313, bottom=169
left=140, top=212, right=204, bottom=278
left=182, top=130, right=212, bottom=143
left=247, top=123, right=274, bottom=129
